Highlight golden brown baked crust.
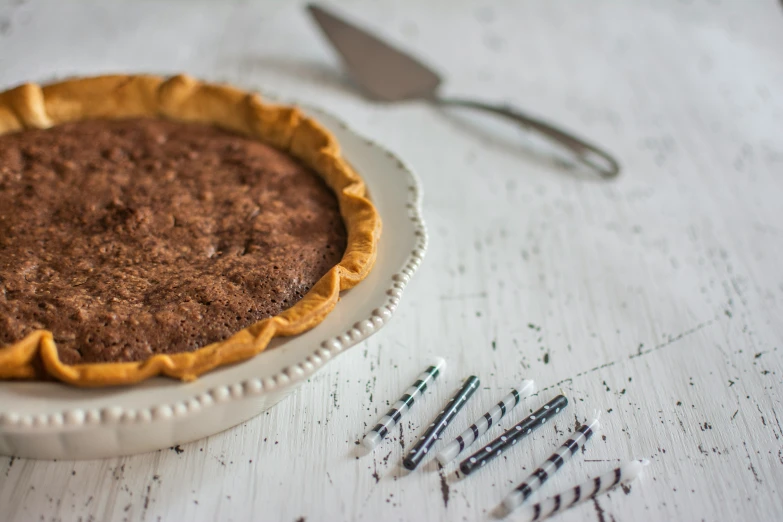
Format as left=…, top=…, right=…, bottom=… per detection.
left=0, top=74, right=381, bottom=387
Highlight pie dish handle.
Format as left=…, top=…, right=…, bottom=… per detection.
left=434, top=96, right=620, bottom=179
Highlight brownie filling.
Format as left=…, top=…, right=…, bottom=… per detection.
left=0, top=118, right=347, bottom=364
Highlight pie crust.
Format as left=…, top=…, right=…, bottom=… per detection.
left=0, top=74, right=381, bottom=387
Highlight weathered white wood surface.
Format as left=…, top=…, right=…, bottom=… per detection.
left=1, top=0, right=782, bottom=520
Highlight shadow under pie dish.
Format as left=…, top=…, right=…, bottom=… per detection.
left=0, top=74, right=381, bottom=387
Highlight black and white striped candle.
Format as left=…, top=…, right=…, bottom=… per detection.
left=362, top=358, right=446, bottom=450
left=459, top=394, right=568, bottom=476
left=502, top=414, right=602, bottom=512
left=436, top=380, right=535, bottom=465
left=402, top=375, right=480, bottom=470
left=516, top=459, right=649, bottom=521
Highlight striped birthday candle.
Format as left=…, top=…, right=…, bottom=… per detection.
left=459, top=394, right=569, bottom=476
left=402, top=375, right=480, bottom=470
left=362, top=358, right=446, bottom=450
left=502, top=413, right=602, bottom=512
left=516, top=459, right=649, bottom=521
left=436, top=380, right=535, bottom=465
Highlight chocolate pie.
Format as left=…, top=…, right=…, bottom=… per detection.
left=0, top=75, right=380, bottom=386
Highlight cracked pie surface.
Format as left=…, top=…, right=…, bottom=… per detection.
left=0, top=75, right=381, bottom=386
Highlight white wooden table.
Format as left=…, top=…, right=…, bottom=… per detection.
left=2, top=1, right=782, bottom=520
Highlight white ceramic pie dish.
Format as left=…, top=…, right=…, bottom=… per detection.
left=0, top=106, right=427, bottom=460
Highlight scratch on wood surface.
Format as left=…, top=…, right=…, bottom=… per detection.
left=743, top=442, right=762, bottom=484
left=629, top=320, right=715, bottom=360
left=593, top=498, right=607, bottom=522
left=371, top=457, right=380, bottom=484
left=332, top=371, right=340, bottom=410
left=540, top=320, right=717, bottom=393
left=438, top=467, right=450, bottom=508
left=771, top=408, right=782, bottom=440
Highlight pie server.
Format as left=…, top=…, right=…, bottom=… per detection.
left=307, top=4, right=620, bottom=178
